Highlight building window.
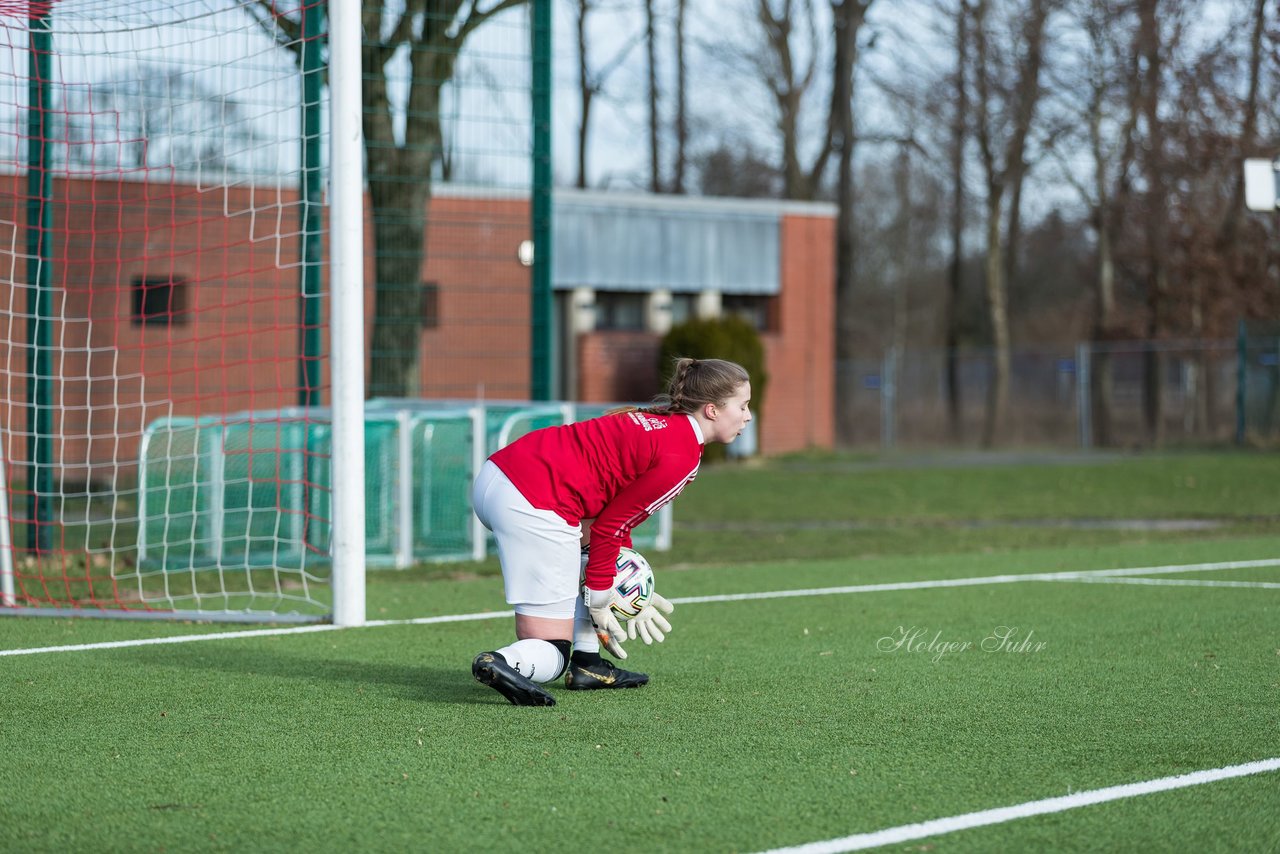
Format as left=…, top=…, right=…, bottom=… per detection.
left=421, top=281, right=440, bottom=329
left=722, top=293, right=777, bottom=332
left=670, top=293, right=697, bottom=326
left=594, top=291, right=646, bottom=331
left=131, top=275, right=188, bottom=327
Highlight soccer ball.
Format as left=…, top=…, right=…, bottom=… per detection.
left=610, top=547, right=656, bottom=620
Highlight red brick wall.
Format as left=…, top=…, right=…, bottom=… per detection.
left=415, top=196, right=532, bottom=400
left=765, top=213, right=835, bottom=453
left=577, top=331, right=662, bottom=403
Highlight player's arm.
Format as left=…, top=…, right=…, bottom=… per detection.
left=579, top=518, right=630, bottom=553
left=583, top=455, right=693, bottom=591
left=584, top=457, right=691, bottom=647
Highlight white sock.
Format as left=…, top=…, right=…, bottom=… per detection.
left=495, top=638, right=565, bottom=684
left=573, top=596, right=600, bottom=653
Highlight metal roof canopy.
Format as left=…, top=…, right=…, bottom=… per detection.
left=552, top=189, right=821, bottom=295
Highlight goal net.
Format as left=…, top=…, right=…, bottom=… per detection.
left=0, top=0, right=342, bottom=622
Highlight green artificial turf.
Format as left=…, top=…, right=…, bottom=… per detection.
left=2, top=452, right=1278, bottom=852
left=681, top=450, right=1280, bottom=522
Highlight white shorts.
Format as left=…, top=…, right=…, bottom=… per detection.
left=472, top=460, right=582, bottom=611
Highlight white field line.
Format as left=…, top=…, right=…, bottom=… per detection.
left=1042, top=557, right=1280, bottom=578
left=1043, top=577, right=1280, bottom=589
left=659, top=557, right=1280, bottom=605
left=755, top=757, right=1280, bottom=854
left=1, top=558, right=1277, bottom=658
left=0, top=610, right=515, bottom=657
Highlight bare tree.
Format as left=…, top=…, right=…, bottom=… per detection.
left=1170, top=0, right=1270, bottom=436
left=860, top=0, right=971, bottom=440
left=1217, top=0, right=1268, bottom=249
left=700, top=0, right=834, bottom=201
left=645, top=0, right=663, bottom=192
left=761, top=0, right=832, bottom=200
left=1134, top=0, right=1170, bottom=443
left=1049, top=0, right=1141, bottom=446
left=890, top=140, right=913, bottom=371
left=672, top=0, right=690, bottom=193
left=576, top=0, right=594, bottom=189
left=1114, top=0, right=1204, bottom=443
left=1081, top=1, right=1139, bottom=448
left=832, top=0, right=873, bottom=445
left=969, top=0, right=1055, bottom=446
left=945, top=0, right=970, bottom=440
left=574, top=0, right=644, bottom=188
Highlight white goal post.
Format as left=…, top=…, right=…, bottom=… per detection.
left=327, top=0, right=366, bottom=627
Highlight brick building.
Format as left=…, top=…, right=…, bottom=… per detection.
left=424, top=186, right=837, bottom=455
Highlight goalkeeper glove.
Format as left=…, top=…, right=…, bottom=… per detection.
left=585, top=587, right=629, bottom=660
left=627, top=593, right=674, bottom=645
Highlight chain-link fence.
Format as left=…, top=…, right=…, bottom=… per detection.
left=841, top=338, right=1275, bottom=449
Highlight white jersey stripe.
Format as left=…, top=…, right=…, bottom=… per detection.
left=646, top=465, right=700, bottom=513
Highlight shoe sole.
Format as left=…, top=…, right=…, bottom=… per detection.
left=473, top=654, right=556, bottom=707
left=564, top=669, right=649, bottom=691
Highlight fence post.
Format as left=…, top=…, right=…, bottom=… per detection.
left=1236, top=320, right=1246, bottom=446
left=1076, top=342, right=1092, bottom=450
left=470, top=406, right=488, bottom=561
left=881, top=347, right=897, bottom=450
left=530, top=0, right=554, bottom=401
left=395, top=411, right=414, bottom=569
left=0, top=448, right=13, bottom=606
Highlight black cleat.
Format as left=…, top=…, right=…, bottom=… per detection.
left=472, top=652, right=556, bottom=706
left=564, top=658, right=649, bottom=691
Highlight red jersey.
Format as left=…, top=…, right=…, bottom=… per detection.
left=489, top=411, right=704, bottom=591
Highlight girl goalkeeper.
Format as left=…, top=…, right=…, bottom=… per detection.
left=471, top=357, right=753, bottom=706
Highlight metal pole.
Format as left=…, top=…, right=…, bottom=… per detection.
left=881, top=347, right=897, bottom=450
left=1076, top=342, right=1092, bottom=450
left=0, top=443, right=15, bottom=605
left=1236, top=320, right=1246, bottom=446
left=395, top=411, right=412, bottom=569
left=296, top=1, right=325, bottom=587
left=328, top=0, right=366, bottom=627
left=469, top=406, right=487, bottom=561
left=25, top=10, right=53, bottom=554
left=529, top=0, right=553, bottom=400
left=298, top=1, right=324, bottom=407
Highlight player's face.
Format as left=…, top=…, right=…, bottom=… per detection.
left=713, top=382, right=752, bottom=443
